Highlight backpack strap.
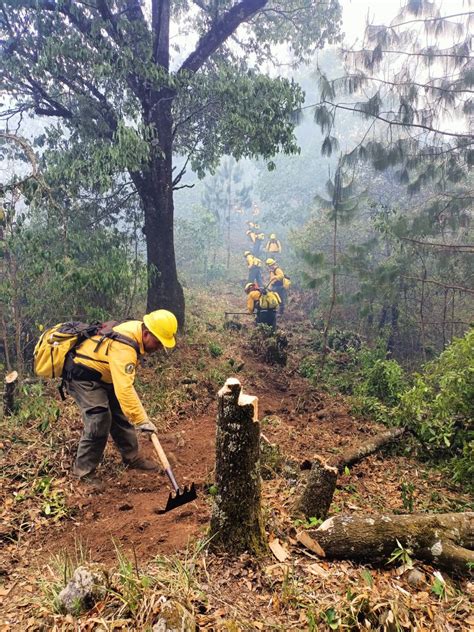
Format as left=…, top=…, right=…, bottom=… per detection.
left=93, top=321, right=140, bottom=355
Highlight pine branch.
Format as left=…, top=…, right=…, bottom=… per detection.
left=400, top=237, right=474, bottom=252
left=402, top=276, right=474, bottom=295
left=319, top=100, right=473, bottom=140
left=388, top=11, right=473, bottom=30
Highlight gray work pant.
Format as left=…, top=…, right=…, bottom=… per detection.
left=66, top=379, right=139, bottom=477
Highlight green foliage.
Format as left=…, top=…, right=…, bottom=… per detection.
left=321, top=607, right=341, bottom=630
left=396, top=329, right=474, bottom=485
left=400, top=481, right=415, bottom=513
left=1, top=193, right=146, bottom=369
left=293, top=516, right=323, bottom=529
left=208, top=342, right=223, bottom=358
left=298, top=357, right=318, bottom=380
left=327, top=329, right=362, bottom=353
left=10, top=384, right=60, bottom=432
left=386, top=540, right=414, bottom=569
left=359, top=359, right=406, bottom=406
left=113, top=544, right=155, bottom=615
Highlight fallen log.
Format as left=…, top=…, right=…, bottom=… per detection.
left=300, top=427, right=406, bottom=473
left=307, top=512, right=474, bottom=576
left=332, top=427, right=406, bottom=473
left=209, top=378, right=267, bottom=555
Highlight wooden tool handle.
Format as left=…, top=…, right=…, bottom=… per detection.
left=150, top=433, right=171, bottom=470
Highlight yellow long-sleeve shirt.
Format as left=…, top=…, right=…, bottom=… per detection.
left=72, top=320, right=147, bottom=425
left=269, top=266, right=285, bottom=287
left=245, top=254, right=262, bottom=268
left=247, top=290, right=262, bottom=313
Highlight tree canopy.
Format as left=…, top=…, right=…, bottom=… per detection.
left=1, top=0, right=342, bottom=323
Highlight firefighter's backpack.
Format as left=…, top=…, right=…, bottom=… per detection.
left=283, top=275, right=291, bottom=290
left=259, top=290, right=281, bottom=310
left=33, top=321, right=138, bottom=378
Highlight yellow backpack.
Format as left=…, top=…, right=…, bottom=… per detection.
left=259, top=290, right=281, bottom=310
left=34, top=321, right=139, bottom=379
left=283, top=275, right=291, bottom=290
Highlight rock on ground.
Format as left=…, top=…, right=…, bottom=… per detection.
left=153, top=599, right=196, bottom=632
left=57, top=565, right=104, bottom=614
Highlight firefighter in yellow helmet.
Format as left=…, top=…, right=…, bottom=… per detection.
left=245, top=282, right=281, bottom=331
left=64, top=310, right=178, bottom=483
left=253, top=231, right=265, bottom=257
left=246, top=228, right=257, bottom=244
left=244, top=251, right=263, bottom=286
left=266, top=258, right=289, bottom=314
left=265, top=233, right=282, bottom=254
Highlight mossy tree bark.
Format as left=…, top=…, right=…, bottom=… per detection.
left=308, top=512, right=474, bottom=576
left=209, top=378, right=267, bottom=555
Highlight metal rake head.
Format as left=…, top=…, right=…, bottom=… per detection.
left=156, top=483, right=197, bottom=514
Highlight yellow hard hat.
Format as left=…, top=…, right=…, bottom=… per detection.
left=244, top=250, right=251, bottom=256
left=266, top=258, right=276, bottom=266
left=143, top=309, right=178, bottom=348
left=270, top=233, right=276, bottom=239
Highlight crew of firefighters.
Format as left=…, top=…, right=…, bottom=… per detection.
left=242, top=219, right=290, bottom=331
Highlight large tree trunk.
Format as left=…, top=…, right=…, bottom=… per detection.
left=209, top=378, right=267, bottom=555
left=132, top=95, right=185, bottom=326
left=307, top=512, right=474, bottom=576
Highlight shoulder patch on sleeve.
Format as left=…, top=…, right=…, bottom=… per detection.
left=125, top=362, right=136, bottom=374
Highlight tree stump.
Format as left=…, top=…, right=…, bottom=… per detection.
left=3, top=370, right=18, bottom=416
left=295, top=455, right=338, bottom=520
left=209, top=378, right=267, bottom=555
left=308, top=512, right=474, bottom=576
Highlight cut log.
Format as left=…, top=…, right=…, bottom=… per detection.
left=295, top=456, right=338, bottom=520
left=308, top=512, right=474, bottom=576
left=3, top=370, right=18, bottom=417
left=209, top=378, right=267, bottom=555
left=331, top=427, right=405, bottom=473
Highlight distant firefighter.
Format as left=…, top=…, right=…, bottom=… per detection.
left=246, top=228, right=257, bottom=244
left=244, top=251, right=263, bottom=286
left=253, top=231, right=265, bottom=256
left=265, top=233, right=282, bottom=254
left=245, top=282, right=281, bottom=331
left=246, top=220, right=259, bottom=230
left=266, top=258, right=290, bottom=315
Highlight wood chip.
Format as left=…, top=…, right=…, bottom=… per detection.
left=296, top=531, right=326, bottom=557
left=306, top=562, right=329, bottom=578
left=268, top=537, right=289, bottom=562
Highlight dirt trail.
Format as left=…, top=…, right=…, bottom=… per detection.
left=26, top=291, right=376, bottom=564
left=38, top=414, right=216, bottom=563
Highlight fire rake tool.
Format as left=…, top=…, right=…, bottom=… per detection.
left=150, top=433, right=197, bottom=514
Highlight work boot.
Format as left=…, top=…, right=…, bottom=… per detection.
left=124, top=455, right=159, bottom=471
left=77, top=473, right=105, bottom=493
